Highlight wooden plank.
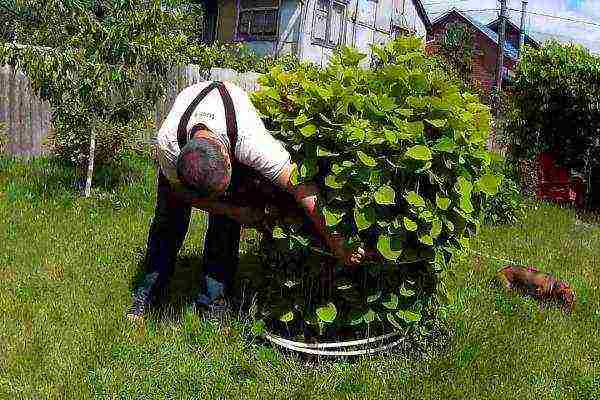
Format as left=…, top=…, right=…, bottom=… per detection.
left=8, top=66, right=18, bottom=156
left=0, top=66, right=8, bottom=155
left=22, top=72, right=33, bottom=158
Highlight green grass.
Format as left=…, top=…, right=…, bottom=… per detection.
left=0, top=155, right=598, bottom=399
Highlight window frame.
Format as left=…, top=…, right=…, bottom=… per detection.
left=235, top=0, right=281, bottom=42
left=311, top=0, right=347, bottom=49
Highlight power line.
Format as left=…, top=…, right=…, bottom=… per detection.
left=507, top=8, right=600, bottom=28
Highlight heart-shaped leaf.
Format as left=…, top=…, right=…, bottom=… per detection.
left=405, top=191, right=425, bottom=208
left=436, top=194, right=451, bottom=210
left=399, top=285, right=416, bottom=297
left=272, top=226, right=286, bottom=239
left=300, top=124, right=317, bottom=137
left=419, top=234, right=433, bottom=246
left=377, top=234, right=403, bottom=261
left=406, top=145, right=432, bottom=161
left=363, top=308, right=376, bottom=324
left=382, top=293, right=399, bottom=310
left=397, top=309, right=421, bottom=323
left=325, top=174, right=345, bottom=189
left=431, top=219, right=443, bottom=238
left=476, top=173, right=502, bottom=196
left=434, top=136, right=456, bottom=153
left=367, top=291, right=382, bottom=303
left=316, top=303, right=337, bottom=323
left=294, top=113, right=310, bottom=126
left=354, top=206, right=376, bottom=231
left=375, top=185, right=396, bottom=205
left=323, top=208, right=344, bottom=227
left=357, top=150, right=377, bottom=167
left=404, top=217, right=418, bottom=231
left=279, top=311, right=294, bottom=323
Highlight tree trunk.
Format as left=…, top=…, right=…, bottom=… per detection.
left=83, top=126, right=96, bottom=197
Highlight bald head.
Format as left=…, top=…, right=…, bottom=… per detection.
left=176, top=135, right=231, bottom=198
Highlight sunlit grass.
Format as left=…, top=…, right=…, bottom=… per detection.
left=0, top=155, right=598, bottom=399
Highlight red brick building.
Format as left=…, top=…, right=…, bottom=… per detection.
left=425, top=9, right=537, bottom=92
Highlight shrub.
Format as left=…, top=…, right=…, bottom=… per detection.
left=0, top=121, right=7, bottom=153
left=251, top=37, right=502, bottom=334
left=507, top=41, right=600, bottom=172
left=483, top=153, right=523, bottom=225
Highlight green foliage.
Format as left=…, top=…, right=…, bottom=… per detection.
left=482, top=153, right=523, bottom=225
left=252, top=37, right=500, bottom=290
left=439, top=22, right=474, bottom=79
left=507, top=41, right=600, bottom=172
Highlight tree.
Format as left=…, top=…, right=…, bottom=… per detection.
left=0, top=0, right=202, bottom=196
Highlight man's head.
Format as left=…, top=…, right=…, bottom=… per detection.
left=177, top=133, right=231, bottom=198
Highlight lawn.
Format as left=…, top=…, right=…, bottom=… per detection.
left=0, top=155, right=599, bottom=400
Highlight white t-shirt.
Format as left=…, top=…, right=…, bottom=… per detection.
left=156, top=81, right=290, bottom=185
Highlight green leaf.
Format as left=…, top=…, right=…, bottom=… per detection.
left=367, top=291, right=382, bottom=303
left=456, top=176, right=473, bottom=197
left=419, top=234, right=433, bottom=246
left=406, top=145, right=432, bottom=161
left=354, top=206, right=376, bottom=231
left=375, top=185, right=396, bottom=205
left=325, top=174, right=345, bottom=189
left=397, top=309, right=422, bottom=323
left=434, top=136, right=457, bottom=153
left=294, top=113, right=310, bottom=126
left=290, top=164, right=300, bottom=185
left=272, top=226, right=286, bottom=239
left=382, top=293, right=399, bottom=310
left=399, top=285, right=416, bottom=297
left=425, top=119, right=447, bottom=128
left=357, top=150, right=377, bottom=167
left=323, top=208, right=344, bottom=227
left=436, top=194, right=451, bottom=210
left=404, top=217, right=418, bottom=232
left=300, top=161, right=318, bottom=179
left=384, top=129, right=398, bottom=144
left=405, top=191, right=425, bottom=208
left=363, top=309, right=376, bottom=324
left=279, top=311, right=294, bottom=323
left=300, top=124, right=317, bottom=137
left=317, top=146, right=338, bottom=157
left=316, top=303, right=337, bottom=323
left=377, top=234, right=403, bottom=261
left=431, top=219, right=443, bottom=238
left=476, top=173, right=502, bottom=196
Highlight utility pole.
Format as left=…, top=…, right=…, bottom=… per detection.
left=495, top=0, right=507, bottom=92
left=518, top=0, right=529, bottom=58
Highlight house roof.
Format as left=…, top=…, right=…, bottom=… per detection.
left=410, top=0, right=432, bottom=32
left=486, top=17, right=541, bottom=49
left=430, top=8, right=519, bottom=61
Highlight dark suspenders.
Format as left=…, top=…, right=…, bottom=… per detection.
left=176, top=81, right=238, bottom=162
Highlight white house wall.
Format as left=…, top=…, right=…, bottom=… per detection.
left=298, top=0, right=427, bottom=67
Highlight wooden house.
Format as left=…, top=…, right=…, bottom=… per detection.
left=198, top=0, right=431, bottom=67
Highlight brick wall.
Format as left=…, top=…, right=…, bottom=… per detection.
left=426, top=14, right=516, bottom=92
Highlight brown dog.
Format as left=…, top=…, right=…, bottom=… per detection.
left=496, top=265, right=576, bottom=312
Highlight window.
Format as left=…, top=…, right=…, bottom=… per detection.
left=312, top=0, right=346, bottom=48
left=237, top=0, right=279, bottom=41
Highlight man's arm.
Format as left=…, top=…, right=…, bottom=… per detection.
left=274, top=163, right=365, bottom=266
left=188, top=197, right=266, bottom=228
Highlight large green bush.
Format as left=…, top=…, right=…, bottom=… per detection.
left=251, top=37, right=502, bottom=321
left=507, top=41, right=600, bottom=171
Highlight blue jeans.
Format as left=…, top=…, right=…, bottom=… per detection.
left=141, top=172, right=241, bottom=300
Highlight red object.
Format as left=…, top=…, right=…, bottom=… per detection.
left=536, top=152, right=585, bottom=207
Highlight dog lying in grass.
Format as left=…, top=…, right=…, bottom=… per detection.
left=496, top=265, right=575, bottom=312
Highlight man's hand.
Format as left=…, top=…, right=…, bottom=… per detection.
left=329, top=236, right=366, bottom=267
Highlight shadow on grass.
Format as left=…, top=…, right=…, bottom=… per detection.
left=0, top=153, right=155, bottom=202
left=128, top=248, right=264, bottom=320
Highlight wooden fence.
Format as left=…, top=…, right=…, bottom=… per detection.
left=0, top=64, right=261, bottom=157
